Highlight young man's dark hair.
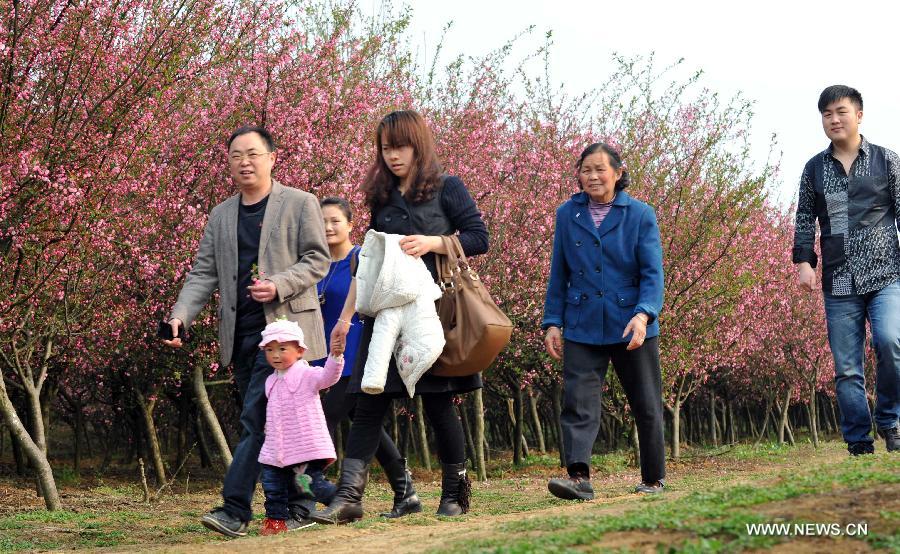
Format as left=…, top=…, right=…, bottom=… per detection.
left=817, top=85, right=863, bottom=113
left=228, top=125, right=276, bottom=151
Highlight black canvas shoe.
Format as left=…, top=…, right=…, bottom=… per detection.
left=848, top=441, right=875, bottom=456
left=200, top=508, right=248, bottom=538
left=287, top=503, right=317, bottom=531
left=878, top=426, right=900, bottom=452
left=286, top=516, right=316, bottom=531
left=635, top=480, right=665, bottom=494
left=547, top=475, right=594, bottom=500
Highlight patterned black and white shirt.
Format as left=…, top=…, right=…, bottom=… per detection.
left=792, top=136, right=900, bottom=296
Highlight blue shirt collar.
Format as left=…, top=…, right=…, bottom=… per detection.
left=572, top=190, right=631, bottom=206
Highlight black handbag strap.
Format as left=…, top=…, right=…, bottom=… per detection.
left=349, top=244, right=361, bottom=276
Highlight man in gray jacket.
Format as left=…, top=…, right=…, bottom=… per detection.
left=163, top=126, right=330, bottom=536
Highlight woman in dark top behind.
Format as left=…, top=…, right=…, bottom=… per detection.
left=307, top=196, right=419, bottom=518
left=312, top=110, right=489, bottom=524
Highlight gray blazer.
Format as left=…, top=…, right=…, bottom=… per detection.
left=170, top=180, right=330, bottom=365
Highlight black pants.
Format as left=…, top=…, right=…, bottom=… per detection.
left=345, top=391, right=465, bottom=465
left=315, top=376, right=401, bottom=469
left=561, top=337, right=666, bottom=484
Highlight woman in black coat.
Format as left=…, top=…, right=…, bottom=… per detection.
left=312, top=110, right=489, bottom=524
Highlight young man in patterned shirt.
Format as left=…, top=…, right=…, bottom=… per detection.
left=793, top=85, right=900, bottom=455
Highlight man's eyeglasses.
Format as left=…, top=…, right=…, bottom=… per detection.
left=229, top=151, right=273, bottom=163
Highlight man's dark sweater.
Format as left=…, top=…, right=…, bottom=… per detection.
left=235, top=195, right=268, bottom=337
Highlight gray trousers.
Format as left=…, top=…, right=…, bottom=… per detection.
left=561, top=337, right=666, bottom=484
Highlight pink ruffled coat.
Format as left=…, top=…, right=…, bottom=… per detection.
left=258, top=356, right=343, bottom=468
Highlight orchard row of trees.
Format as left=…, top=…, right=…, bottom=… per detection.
left=2, top=0, right=856, bottom=510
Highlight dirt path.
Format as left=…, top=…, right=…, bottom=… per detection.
left=156, top=489, right=687, bottom=554
left=136, top=446, right=872, bottom=553
left=6, top=443, right=889, bottom=552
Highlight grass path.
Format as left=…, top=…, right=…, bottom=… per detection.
left=150, top=442, right=899, bottom=553
left=2, top=441, right=898, bottom=552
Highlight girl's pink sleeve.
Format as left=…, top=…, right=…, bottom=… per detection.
left=310, top=355, right=344, bottom=390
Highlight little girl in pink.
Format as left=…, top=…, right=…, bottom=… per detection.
left=257, top=319, right=343, bottom=535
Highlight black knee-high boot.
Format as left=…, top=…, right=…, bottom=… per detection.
left=379, top=457, right=422, bottom=518
left=310, top=458, right=368, bottom=524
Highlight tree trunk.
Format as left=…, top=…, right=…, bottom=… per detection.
left=709, top=392, right=718, bottom=447
left=391, top=400, right=400, bottom=448
left=414, top=396, right=431, bottom=471
left=72, top=418, right=82, bottom=474
left=726, top=400, right=735, bottom=444
left=552, top=381, right=564, bottom=468
left=25, top=387, right=47, bottom=456
left=134, top=390, right=167, bottom=484
left=829, top=398, right=840, bottom=435
left=399, top=406, right=410, bottom=459
left=39, top=382, right=57, bottom=461
left=459, top=401, right=477, bottom=464
left=666, top=400, right=682, bottom=459
left=516, top=385, right=529, bottom=459
left=747, top=406, right=758, bottom=440
left=776, top=387, right=792, bottom=446
left=406, top=413, right=418, bottom=465
left=175, top=396, right=190, bottom=470
left=508, top=386, right=528, bottom=465
left=631, top=420, right=640, bottom=467
left=83, top=413, right=93, bottom=459
left=754, top=394, right=774, bottom=445
left=473, top=388, right=487, bottom=481
left=11, top=424, right=26, bottom=476
left=506, top=397, right=518, bottom=463
left=817, top=395, right=831, bottom=434
left=192, top=365, right=232, bottom=470
left=0, top=381, right=61, bottom=510
left=808, top=386, right=819, bottom=448
left=785, top=415, right=796, bottom=446
left=527, top=388, right=546, bottom=453
left=194, top=413, right=212, bottom=469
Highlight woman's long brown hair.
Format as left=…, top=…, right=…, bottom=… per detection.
left=362, top=110, right=443, bottom=211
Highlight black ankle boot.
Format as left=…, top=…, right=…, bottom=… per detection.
left=379, top=458, right=422, bottom=518
left=310, top=458, right=368, bottom=524
left=436, top=462, right=471, bottom=516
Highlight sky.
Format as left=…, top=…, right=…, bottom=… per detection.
left=362, top=0, right=899, bottom=206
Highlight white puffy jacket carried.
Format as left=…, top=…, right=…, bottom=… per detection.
left=355, top=230, right=445, bottom=397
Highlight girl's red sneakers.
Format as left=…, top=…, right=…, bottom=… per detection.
left=260, top=517, right=288, bottom=536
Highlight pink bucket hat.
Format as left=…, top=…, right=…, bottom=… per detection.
left=259, top=319, right=308, bottom=349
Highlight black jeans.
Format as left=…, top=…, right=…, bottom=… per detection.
left=222, top=333, right=305, bottom=521
left=317, top=376, right=401, bottom=469
left=561, top=337, right=666, bottom=484
left=344, top=391, right=465, bottom=465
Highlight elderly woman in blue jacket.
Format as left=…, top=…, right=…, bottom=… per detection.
left=542, top=142, right=665, bottom=500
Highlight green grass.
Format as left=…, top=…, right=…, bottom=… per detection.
left=430, top=453, right=900, bottom=553
left=0, top=508, right=196, bottom=551
left=0, top=440, right=891, bottom=552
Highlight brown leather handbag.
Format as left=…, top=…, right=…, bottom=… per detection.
left=431, top=235, right=513, bottom=377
